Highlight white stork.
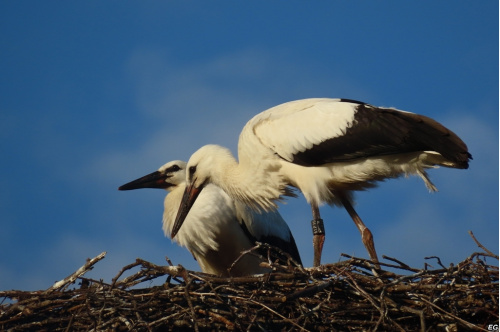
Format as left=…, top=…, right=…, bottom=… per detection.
left=119, top=160, right=302, bottom=277
left=173, top=98, right=472, bottom=267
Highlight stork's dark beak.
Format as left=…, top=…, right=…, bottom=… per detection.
left=118, top=171, right=171, bottom=191
left=171, top=181, right=203, bottom=238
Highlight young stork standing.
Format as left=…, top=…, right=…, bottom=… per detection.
left=173, top=98, right=472, bottom=267
left=119, top=160, right=302, bottom=277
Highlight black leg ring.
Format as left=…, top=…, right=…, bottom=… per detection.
left=311, top=219, right=325, bottom=235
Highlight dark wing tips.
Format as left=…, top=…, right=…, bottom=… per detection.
left=398, top=111, right=472, bottom=169
left=258, top=233, right=303, bottom=266
left=289, top=100, right=472, bottom=169
left=285, top=230, right=303, bottom=266
left=238, top=218, right=303, bottom=266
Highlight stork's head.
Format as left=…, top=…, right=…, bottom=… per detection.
left=118, top=160, right=187, bottom=192
left=172, top=145, right=236, bottom=238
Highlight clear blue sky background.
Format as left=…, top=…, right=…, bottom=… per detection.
left=1, top=2, right=498, bottom=290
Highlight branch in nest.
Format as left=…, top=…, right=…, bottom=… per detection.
left=469, top=230, right=499, bottom=259
left=1, top=231, right=498, bottom=331
left=46, top=251, right=107, bottom=292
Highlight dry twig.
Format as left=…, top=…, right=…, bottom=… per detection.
left=1, top=234, right=498, bottom=331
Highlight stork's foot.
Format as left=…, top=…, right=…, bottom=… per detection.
left=311, top=219, right=325, bottom=267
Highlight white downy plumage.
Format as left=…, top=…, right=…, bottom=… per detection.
left=119, top=160, right=302, bottom=277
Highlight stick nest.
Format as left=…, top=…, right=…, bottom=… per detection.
left=1, top=232, right=498, bottom=331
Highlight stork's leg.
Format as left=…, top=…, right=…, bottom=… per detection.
left=311, top=203, right=325, bottom=267
left=338, top=194, right=379, bottom=263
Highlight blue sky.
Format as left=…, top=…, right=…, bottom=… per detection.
left=1, top=2, right=498, bottom=290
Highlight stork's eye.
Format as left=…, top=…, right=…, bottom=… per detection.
left=166, top=164, right=181, bottom=173
left=189, top=166, right=197, bottom=177
left=188, top=166, right=197, bottom=182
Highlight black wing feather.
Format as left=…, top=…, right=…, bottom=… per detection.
left=238, top=219, right=303, bottom=266
left=291, top=103, right=471, bottom=168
